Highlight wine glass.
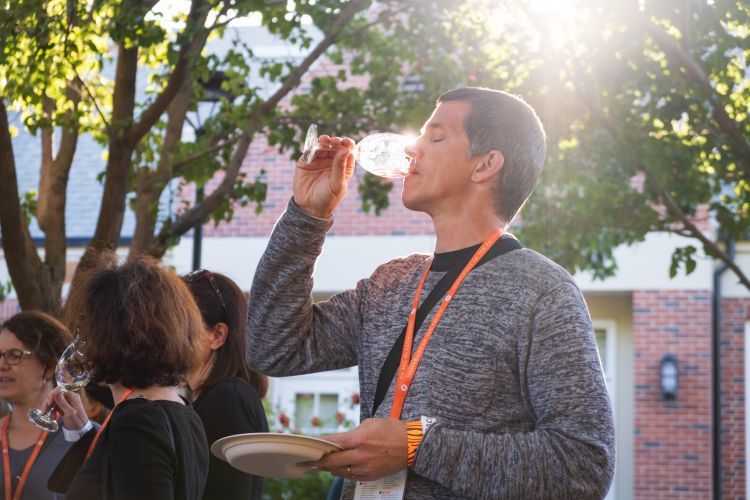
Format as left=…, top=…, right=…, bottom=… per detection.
left=28, top=335, right=92, bottom=432
left=303, top=124, right=413, bottom=178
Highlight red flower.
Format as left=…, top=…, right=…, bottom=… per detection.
left=278, top=412, right=290, bottom=428
left=311, top=416, right=322, bottom=427
left=351, top=392, right=360, bottom=405
left=335, top=412, right=345, bottom=425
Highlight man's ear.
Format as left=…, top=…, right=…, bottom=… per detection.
left=209, top=323, right=229, bottom=350
left=471, top=150, right=504, bottom=183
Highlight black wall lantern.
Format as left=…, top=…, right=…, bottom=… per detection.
left=660, top=354, right=679, bottom=400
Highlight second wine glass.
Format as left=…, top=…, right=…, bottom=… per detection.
left=303, top=124, right=413, bottom=178
left=28, top=335, right=92, bottom=432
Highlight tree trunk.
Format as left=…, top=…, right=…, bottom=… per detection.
left=75, top=36, right=139, bottom=279
left=75, top=139, right=134, bottom=273
left=78, top=0, right=206, bottom=274
left=130, top=58, right=195, bottom=255
left=0, top=100, right=52, bottom=312
left=37, top=89, right=80, bottom=314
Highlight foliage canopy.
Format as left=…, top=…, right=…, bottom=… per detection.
left=1, top=0, right=748, bottom=314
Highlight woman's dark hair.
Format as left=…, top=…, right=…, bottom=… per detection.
left=1, top=310, right=72, bottom=372
left=183, top=270, right=268, bottom=398
left=65, top=253, right=203, bottom=388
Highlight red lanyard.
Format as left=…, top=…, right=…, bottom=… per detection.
left=85, top=387, right=134, bottom=462
left=2, top=414, right=48, bottom=500
left=389, top=228, right=504, bottom=420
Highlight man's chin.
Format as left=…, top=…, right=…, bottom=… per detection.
left=401, top=195, right=425, bottom=213
left=401, top=183, right=433, bottom=213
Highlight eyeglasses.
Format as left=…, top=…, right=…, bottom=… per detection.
left=187, top=269, right=229, bottom=318
left=0, top=348, right=33, bottom=365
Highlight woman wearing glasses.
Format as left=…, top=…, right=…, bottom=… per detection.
left=184, top=270, right=269, bottom=500
left=0, top=310, right=89, bottom=500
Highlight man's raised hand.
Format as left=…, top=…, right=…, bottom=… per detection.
left=293, top=135, right=356, bottom=219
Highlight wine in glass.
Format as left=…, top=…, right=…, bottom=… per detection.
left=28, top=335, right=92, bottom=432
left=303, top=124, right=413, bottom=178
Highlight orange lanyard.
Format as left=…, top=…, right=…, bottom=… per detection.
left=85, top=387, right=134, bottom=462
left=2, top=414, right=48, bottom=500
left=389, top=228, right=504, bottom=420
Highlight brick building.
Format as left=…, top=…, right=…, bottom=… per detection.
left=2, top=25, right=749, bottom=500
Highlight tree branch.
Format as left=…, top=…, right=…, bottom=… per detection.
left=666, top=228, right=695, bottom=238
left=169, top=137, right=238, bottom=176
left=77, top=36, right=140, bottom=270
left=148, top=0, right=371, bottom=256
left=574, top=83, right=750, bottom=291
left=640, top=17, right=750, bottom=179
left=131, top=63, right=195, bottom=252
left=37, top=82, right=81, bottom=306
left=55, top=81, right=81, bottom=168
left=41, top=97, right=55, bottom=173
left=0, top=100, right=49, bottom=311
left=66, top=56, right=111, bottom=131
left=647, top=170, right=750, bottom=290
left=125, top=0, right=210, bottom=147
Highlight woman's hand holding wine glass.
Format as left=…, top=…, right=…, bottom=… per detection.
left=28, top=335, right=92, bottom=432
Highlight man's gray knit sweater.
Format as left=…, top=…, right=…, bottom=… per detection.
left=247, top=201, right=615, bottom=499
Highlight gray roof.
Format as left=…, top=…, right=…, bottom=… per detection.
left=11, top=121, right=136, bottom=241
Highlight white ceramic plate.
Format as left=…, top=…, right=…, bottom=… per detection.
left=210, top=432, right=344, bottom=479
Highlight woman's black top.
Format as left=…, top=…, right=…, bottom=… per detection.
left=63, top=397, right=208, bottom=500
left=193, top=377, right=268, bottom=500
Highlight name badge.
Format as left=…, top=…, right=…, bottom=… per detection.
left=353, top=469, right=407, bottom=500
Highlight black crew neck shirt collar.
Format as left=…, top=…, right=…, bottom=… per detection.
left=430, top=234, right=522, bottom=272
left=431, top=242, right=484, bottom=272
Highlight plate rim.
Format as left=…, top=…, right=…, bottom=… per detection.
left=210, top=432, right=343, bottom=462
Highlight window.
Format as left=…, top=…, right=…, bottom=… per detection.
left=294, top=393, right=340, bottom=434
left=593, top=320, right=617, bottom=500
left=745, top=321, right=750, bottom=491
left=595, top=329, right=609, bottom=376
left=593, top=321, right=616, bottom=396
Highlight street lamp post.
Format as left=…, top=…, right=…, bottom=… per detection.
left=191, top=71, right=230, bottom=271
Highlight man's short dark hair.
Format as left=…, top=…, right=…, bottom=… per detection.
left=438, top=87, right=547, bottom=225
left=68, top=254, right=202, bottom=388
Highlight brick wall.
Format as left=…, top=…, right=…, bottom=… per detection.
left=201, top=135, right=434, bottom=238
left=191, top=53, right=435, bottom=239
left=0, top=298, right=19, bottom=322
left=720, top=297, right=750, bottom=499
left=633, top=290, right=713, bottom=498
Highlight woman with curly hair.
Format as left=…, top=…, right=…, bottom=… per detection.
left=50, top=255, right=209, bottom=499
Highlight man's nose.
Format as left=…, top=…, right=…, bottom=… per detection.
left=404, top=141, right=419, bottom=160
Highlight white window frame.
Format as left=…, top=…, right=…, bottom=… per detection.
left=271, top=372, right=360, bottom=435
left=745, top=321, right=750, bottom=491
left=593, top=319, right=617, bottom=500
left=593, top=320, right=617, bottom=412
left=293, top=392, right=340, bottom=434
